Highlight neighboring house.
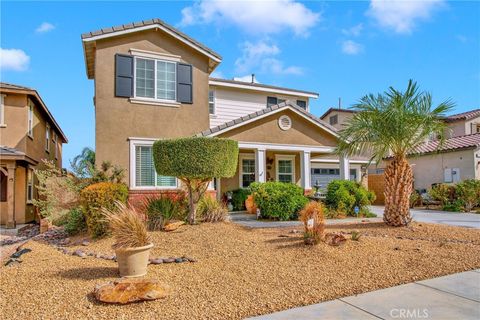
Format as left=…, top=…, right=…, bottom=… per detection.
left=81, top=18, right=361, bottom=201
left=0, top=83, right=68, bottom=227
left=444, top=109, right=480, bottom=137
left=319, top=107, right=357, bottom=130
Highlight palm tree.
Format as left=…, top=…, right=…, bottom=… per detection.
left=336, top=80, right=454, bottom=226
left=70, top=147, right=96, bottom=178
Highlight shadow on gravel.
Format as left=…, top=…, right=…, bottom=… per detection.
left=57, top=266, right=119, bottom=280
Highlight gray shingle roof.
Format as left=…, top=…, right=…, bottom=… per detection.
left=197, top=100, right=338, bottom=137
left=0, top=146, right=25, bottom=156
left=410, top=133, right=480, bottom=155
left=445, top=109, right=480, bottom=122
left=209, top=78, right=318, bottom=97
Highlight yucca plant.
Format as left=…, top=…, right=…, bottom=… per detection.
left=336, top=80, right=454, bottom=226
left=102, top=201, right=151, bottom=249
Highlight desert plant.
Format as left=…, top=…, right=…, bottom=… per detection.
left=325, top=180, right=375, bottom=216
left=428, top=184, right=452, bottom=206
left=91, top=161, right=125, bottom=184
left=409, top=190, right=421, bottom=208
left=63, top=207, right=87, bottom=235
left=144, top=195, right=186, bottom=230
left=153, top=137, right=238, bottom=224
left=102, top=201, right=151, bottom=250
left=299, top=201, right=325, bottom=245
left=80, top=182, right=129, bottom=237
left=351, top=230, right=362, bottom=241
left=231, top=188, right=251, bottom=211
left=455, top=179, right=480, bottom=212
left=197, top=196, right=228, bottom=222
left=250, top=182, right=308, bottom=221
left=336, top=80, right=454, bottom=226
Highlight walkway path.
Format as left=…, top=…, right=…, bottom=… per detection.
left=248, top=270, right=480, bottom=319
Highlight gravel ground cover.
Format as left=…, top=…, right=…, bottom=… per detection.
left=1, top=221, right=479, bottom=320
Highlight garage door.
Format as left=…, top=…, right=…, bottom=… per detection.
left=311, top=168, right=357, bottom=190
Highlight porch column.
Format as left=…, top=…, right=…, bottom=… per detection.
left=300, top=151, right=311, bottom=189
left=339, top=155, right=350, bottom=180
left=6, top=164, right=16, bottom=229
left=255, top=148, right=266, bottom=183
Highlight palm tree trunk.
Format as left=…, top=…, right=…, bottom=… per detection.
left=383, top=156, right=413, bottom=226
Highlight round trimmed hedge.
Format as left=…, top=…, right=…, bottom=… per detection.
left=153, top=137, right=239, bottom=179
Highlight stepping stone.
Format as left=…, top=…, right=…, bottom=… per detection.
left=94, top=279, right=170, bottom=304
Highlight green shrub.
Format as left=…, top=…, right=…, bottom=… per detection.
left=249, top=182, right=308, bottom=221
left=144, top=195, right=187, bottom=230
left=80, top=182, right=128, bottom=237
left=231, top=188, right=251, bottom=211
left=325, top=180, right=375, bottom=216
left=455, top=179, right=480, bottom=212
left=64, top=207, right=87, bottom=235
left=442, top=200, right=464, bottom=212
left=197, top=196, right=228, bottom=222
left=409, top=190, right=421, bottom=208
left=428, top=183, right=454, bottom=206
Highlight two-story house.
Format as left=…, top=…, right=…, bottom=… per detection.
left=81, top=18, right=358, bottom=202
left=0, top=83, right=68, bottom=227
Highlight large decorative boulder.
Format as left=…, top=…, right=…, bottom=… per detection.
left=94, top=279, right=170, bottom=304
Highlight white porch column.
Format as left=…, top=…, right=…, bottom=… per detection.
left=300, top=151, right=311, bottom=189
left=255, top=148, right=266, bottom=183
left=339, top=155, right=350, bottom=180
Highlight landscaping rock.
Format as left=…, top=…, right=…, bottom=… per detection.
left=82, top=240, right=90, bottom=246
left=93, top=279, right=170, bottom=304
left=175, top=258, right=183, bottom=263
left=163, top=258, right=175, bottom=263
left=73, top=250, right=86, bottom=258
left=150, top=258, right=164, bottom=264
left=325, top=233, right=347, bottom=246
left=163, top=221, right=185, bottom=232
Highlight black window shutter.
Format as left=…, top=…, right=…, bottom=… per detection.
left=177, top=63, right=193, bottom=104
left=115, top=54, right=134, bottom=97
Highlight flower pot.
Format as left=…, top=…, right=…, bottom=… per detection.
left=245, top=195, right=257, bottom=214
left=115, top=243, right=154, bottom=278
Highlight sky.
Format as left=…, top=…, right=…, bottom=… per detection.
left=1, top=0, right=479, bottom=169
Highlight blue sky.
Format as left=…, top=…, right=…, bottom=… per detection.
left=1, top=0, right=479, bottom=168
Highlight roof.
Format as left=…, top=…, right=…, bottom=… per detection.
left=209, top=78, right=319, bottom=98
left=0, top=82, right=68, bottom=143
left=445, top=109, right=480, bottom=122
left=319, top=107, right=357, bottom=120
left=410, top=133, right=480, bottom=156
left=0, top=146, right=38, bottom=165
left=197, top=100, right=338, bottom=138
left=82, top=18, right=222, bottom=79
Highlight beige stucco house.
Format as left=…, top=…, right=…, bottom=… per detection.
left=0, top=83, right=68, bottom=227
left=81, top=18, right=362, bottom=201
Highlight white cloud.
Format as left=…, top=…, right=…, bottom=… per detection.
left=342, top=23, right=363, bottom=36
left=367, top=0, right=444, bottom=34
left=35, top=22, right=55, bottom=33
left=0, top=48, right=30, bottom=71
left=235, top=40, right=302, bottom=76
left=180, top=0, right=320, bottom=36
left=341, top=40, right=363, bottom=55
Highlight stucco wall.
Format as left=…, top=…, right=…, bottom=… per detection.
left=320, top=110, right=355, bottom=130
left=446, top=117, right=480, bottom=137
left=0, top=166, right=27, bottom=225
left=94, top=29, right=211, bottom=186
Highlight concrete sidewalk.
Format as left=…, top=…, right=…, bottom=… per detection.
left=248, top=270, right=480, bottom=319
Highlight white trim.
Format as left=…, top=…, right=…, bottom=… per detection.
left=130, top=48, right=181, bottom=62
left=129, top=97, right=181, bottom=108
left=83, top=24, right=221, bottom=63
left=206, top=105, right=339, bottom=138
left=278, top=115, right=292, bottom=131
left=238, top=142, right=335, bottom=153
left=300, top=151, right=311, bottom=189
left=0, top=94, right=5, bottom=127
left=128, top=138, right=179, bottom=190
left=133, top=56, right=177, bottom=103
left=239, top=153, right=255, bottom=189
left=255, top=148, right=266, bottom=183
left=275, top=154, right=296, bottom=183
left=311, top=158, right=372, bottom=164
left=209, top=79, right=318, bottom=98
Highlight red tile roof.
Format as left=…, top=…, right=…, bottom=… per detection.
left=445, top=109, right=480, bottom=122
left=411, top=133, right=480, bottom=155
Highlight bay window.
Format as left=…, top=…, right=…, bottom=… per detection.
left=135, top=57, right=176, bottom=101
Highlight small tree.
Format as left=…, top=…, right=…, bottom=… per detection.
left=153, top=137, right=238, bottom=224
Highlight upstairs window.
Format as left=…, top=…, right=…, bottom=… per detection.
left=45, top=124, right=50, bottom=152
left=329, top=115, right=338, bottom=125
left=267, top=97, right=285, bottom=107
left=0, top=94, right=5, bottom=126
left=135, top=57, right=176, bottom=101
left=209, top=90, right=215, bottom=114
left=296, top=100, right=307, bottom=110
left=53, top=132, right=58, bottom=159
left=28, top=103, right=34, bottom=137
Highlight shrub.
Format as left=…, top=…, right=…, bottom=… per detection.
left=63, top=207, right=87, bottom=235
left=144, top=195, right=187, bottom=230
left=250, top=182, right=308, bottom=221
left=80, top=182, right=128, bottom=237
left=231, top=188, right=251, bottom=211
left=442, top=200, right=464, bottom=212
left=102, top=201, right=151, bottom=249
left=325, top=180, right=375, bottom=216
left=409, top=190, right=421, bottom=208
left=428, top=183, right=454, bottom=206
left=299, top=201, right=325, bottom=245
left=455, top=179, right=480, bottom=212
left=153, top=137, right=239, bottom=224
left=197, top=196, right=228, bottom=222
left=351, top=230, right=362, bottom=241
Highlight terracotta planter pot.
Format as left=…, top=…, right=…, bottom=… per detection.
left=245, top=195, right=257, bottom=214
left=115, top=243, right=154, bottom=278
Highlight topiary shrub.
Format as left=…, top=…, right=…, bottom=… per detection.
left=231, top=188, right=251, bottom=211
left=80, top=182, right=128, bottom=237
left=153, top=137, right=238, bottom=224
left=325, top=180, right=375, bottom=216
left=249, top=182, right=308, bottom=221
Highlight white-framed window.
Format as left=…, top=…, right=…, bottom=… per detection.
left=209, top=89, right=215, bottom=114
left=131, top=142, right=177, bottom=189
left=28, top=102, right=34, bottom=138
left=134, top=57, right=176, bottom=102
left=239, top=154, right=256, bottom=188
left=0, top=94, right=5, bottom=126
left=276, top=155, right=295, bottom=183
left=45, top=123, right=50, bottom=152
left=27, top=168, right=34, bottom=203
left=53, top=132, right=58, bottom=159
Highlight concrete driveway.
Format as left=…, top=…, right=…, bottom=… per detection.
left=370, top=206, right=480, bottom=229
